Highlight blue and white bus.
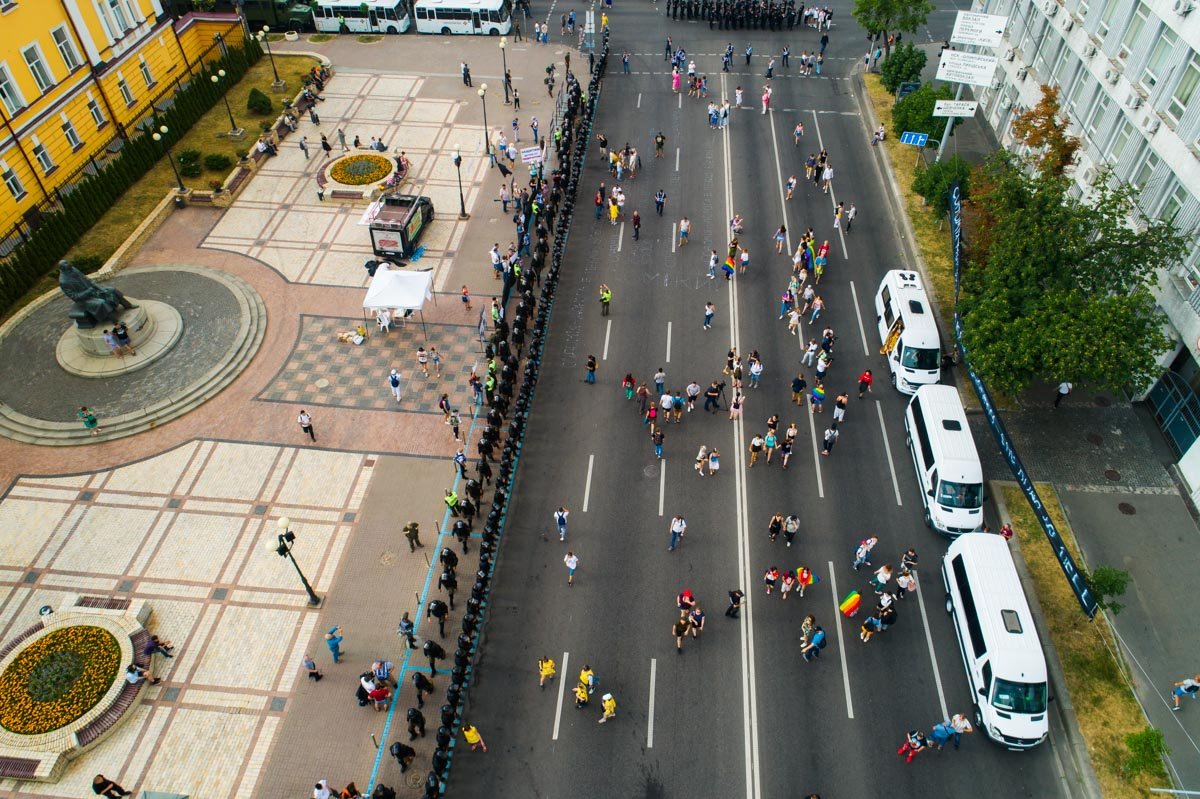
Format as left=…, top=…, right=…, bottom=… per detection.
left=313, top=0, right=412, bottom=33
left=412, top=0, right=512, bottom=35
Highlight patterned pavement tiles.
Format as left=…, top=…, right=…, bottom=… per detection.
left=257, top=316, right=485, bottom=414
left=0, top=440, right=373, bottom=798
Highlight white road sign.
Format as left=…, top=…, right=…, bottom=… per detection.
left=951, top=11, right=1008, bottom=48
left=933, top=99, right=980, bottom=118
left=936, top=50, right=1000, bottom=86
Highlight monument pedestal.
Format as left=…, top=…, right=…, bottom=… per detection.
left=56, top=300, right=183, bottom=377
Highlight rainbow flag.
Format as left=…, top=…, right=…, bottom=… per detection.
left=811, top=385, right=825, bottom=402
left=840, top=590, right=861, bottom=617
left=722, top=257, right=735, bottom=276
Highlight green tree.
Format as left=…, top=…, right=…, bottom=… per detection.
left=1084, top=565, right=1130, bottom=615
left=246, top=87, right=273, bottom=116
left=891, top=83, right=957, bottom=141
left=852, top=0, right=936, bottom=56
left=880, top=42, right=927, bottom=94
left=959, top=151, right=1187, bottom=394
left=912, top=155, right=971, bottom=216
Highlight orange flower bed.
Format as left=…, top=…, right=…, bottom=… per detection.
left=0, top=626, right=121, bottom=735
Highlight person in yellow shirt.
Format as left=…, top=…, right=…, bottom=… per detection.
left=598, top=693, right=617, bottom=724
left=574, top=683, right=590, bottom=708
left=538, top=656, right=556, bottom=688
left=462, top=723, right=487, bottom=752
left=578, top=665, right=595, bottom=695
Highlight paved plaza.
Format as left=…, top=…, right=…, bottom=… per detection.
left=0, top=33, right=562, bottom=798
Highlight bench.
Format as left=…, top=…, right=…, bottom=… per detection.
left=131, top=629, right=150, bottom=668
left=187, top=193, right=214, bottom=205
left=226, top=167, right=252, bottom=195
left=329, top=189, right=363, bottom=201
left=0, top=756, right=39, bottom=780
left=77, top=596, right=131, bottom=611
left=0, top=623, right=43, bottom=661
left=75, top=680, right=143, bottom=747
left=248, top=147, right=269, bottom=167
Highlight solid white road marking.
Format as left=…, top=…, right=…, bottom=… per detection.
left=675, top=146, right=681, bottom=172
left=678, top=92, right=683, bottom=110
left=809, top=110, right=849, bottom=260
left=582, top=454, right=595, bottom=512
left=647, top=658, right=657, bottom=748
left=874, top=403, right=903, bottom=507
left=671, top=222, right=678, bottom=253
left=915, top=575, right=950, bottom=720
left=637, top=92, right=642, bottom=109
left=658, top=459, right=666, bottom=517
left=602, top=319, right=612, bottom=361
left=849, top=280, right=870, bottom=357
left=552, top=650, right=569, bottom=740
left=765, top=103, right=793, bottom=256
left=617, top=222, right=624, bottom=252
left=826, top=561, right=855, bottom=719
left=665, top=321, right=673, bottom=363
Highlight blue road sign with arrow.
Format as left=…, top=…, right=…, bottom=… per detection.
left=899, top=131, right=929, bottom=147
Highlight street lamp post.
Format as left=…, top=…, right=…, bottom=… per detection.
left=452, top=151, right=469, bottom=219
left=257, top=26, right=287, bottom=90
left=499, top=37, right=510, bottom=104
left=478, top=83, right=493, bottom=168
left=210, top=69, right=245, bottom=140
left=151, top=125, right=186, bottom=192
left=270, top=517, right=323, bottom=607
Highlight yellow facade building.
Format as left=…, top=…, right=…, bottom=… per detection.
left=0, top=1, right=244, bottom=236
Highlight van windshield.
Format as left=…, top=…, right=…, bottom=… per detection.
left=992, top=678, right=1047, bottom=714
left=937, top=480, right=983, bottom=509
left=900, top=345, right=940, bottom=370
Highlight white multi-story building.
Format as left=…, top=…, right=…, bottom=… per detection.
left=974, top=0, right=1200, bottom=497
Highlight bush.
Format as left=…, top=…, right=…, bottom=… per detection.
left=880, top=43, right=926, bottom=94
left=912, top=155, right=972, bottom=216
left=70, top=255, right=106, bottom=273
left=1124, top=727, right=1169, bottom=778
left=203, top=153, right=234, bottom=172
left=177, top=149, right=201, bottom=165
left=892, top=83, right=959, bottom=141
left=247, top=87, right=273, bottom=116
left=180, top=161, right=203, bottom=178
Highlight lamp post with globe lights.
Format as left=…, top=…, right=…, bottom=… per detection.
left=270, top=517, right=322, bottom=607
left=478, top=83, right=493, bottom=168
left=151, top=126, right=186, bottom=192
left=256, top=26, right=286, bottom=90
left=499, top=37, right=510, bottom=104
left=452, top=151, right=469, bottom=219
left=210, top=69, right=245, bottom=140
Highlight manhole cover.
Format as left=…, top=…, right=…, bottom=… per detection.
left=1118, top=502, right=1136, bottom=515
left=1095, top=395, right=1112, bottom=407
left=643, top=465, right=658, bottom=478
left=1104, top=469, right=1121, bottom=481
left=1086, top=433, right=1103, bottom=446
left=379, top=550, right=397, bottom=566
left=315, top=378, right=331, bottom=389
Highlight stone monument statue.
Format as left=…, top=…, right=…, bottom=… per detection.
left=57, top=260, right=137, bottom=329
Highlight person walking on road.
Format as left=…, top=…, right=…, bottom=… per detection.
left=564, top=551, right=579, bottom=585
left=673, top=617, right=691, bottom=653
left=858, top=369, right=873, bottom=398
left=585, top=355, right=597, bottom=384
left=298, top=410, right=316, bottom=442
left=599, top=283, right=611, bottom=315
left=407, top=707, right=426, bottom=740
left=726, top=589, right=746, bottom=617
left=897, top=730, right=930, bottom=763
left=801, top=624, right=826, bottom=661
left=1053, top=381, right=1073, bottom=408
left=538, top=656, right=557, bottom=688
left=821, top=424, right=838, bottom=455
left=412, top=672, right=435, bottom=707
left=688, top=605, right=706, bottom=638
left=398, top=611, right=418, bottom=648
left=653, top=428, right=666, bottom=459
left=462, top=723, right=487, bottom=752
left=426, top=598, right=448, bottom=638
left=579, top=664, right=596, bottom=696
left=1173, top=674, right=1200, bottom=710
left=703, top=301, right=716, bottom=330
left=598, top=693, right=617, bottom=723
left=949, top=713, right=974, bottom=747
left=554, top=507, right=569, bottom=541
left=324, top=626, right=343, bottom=663
left=668, top=515, right=687, bottom=551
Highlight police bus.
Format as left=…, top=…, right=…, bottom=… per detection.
left=312, top=0, right=412, bottom=33
left=412, top=0, right=513, bottom=34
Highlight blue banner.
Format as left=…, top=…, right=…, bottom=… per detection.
left=948, top=183, right=1097, bottom=618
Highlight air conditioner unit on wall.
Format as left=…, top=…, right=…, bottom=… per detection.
left=1084, top=45, right=1097, bottom=58
left=1175, top=0, right=1194, bottom=14
left=1127, top=93, right=1143, bottom=108
left=1063, top=17, right=1074, bottom=31
left=1017, top=67, right=1029, bottom=80
left=992, top=79, right=1003, bottom=90
left=1104, top=69, right=1119, bottom=84
left=1145, top=117, right=1161, bottom=133
left=1044, top=1, right=1058, bottom=16
left=1005, top=49, right=1016, bottom=61
left=1000, top=98, right=1013, bottom=110
left=1081, top=166, right=1097, bottom=184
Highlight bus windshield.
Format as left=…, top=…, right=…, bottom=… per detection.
left=937, top=480, right=983, bottom=509
left=992, top=679, right=1047, bottom=714
left=900, top=345, right=940, bottom=370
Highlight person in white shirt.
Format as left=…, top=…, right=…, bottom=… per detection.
left=1053, top=381, right=1073, bottom=408
left=949, top=713, right=974, bottom=748
left=668, top=516, right=687, bottom=551
left=313, top=780, right=331, bottom=799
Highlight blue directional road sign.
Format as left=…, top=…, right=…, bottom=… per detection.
left=899, top=131, right=929, bottom=147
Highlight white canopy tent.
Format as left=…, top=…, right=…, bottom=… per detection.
left=363, top=269, right=435, bottom=339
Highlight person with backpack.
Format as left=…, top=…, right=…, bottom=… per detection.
left=554, top=507, right=569, bottom=541
left=801, top=625, right=826, bottom=661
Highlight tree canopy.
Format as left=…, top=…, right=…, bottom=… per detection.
left=880, top=42, right=926, bottom=94
left=852, top=0, right=936, bottom=54
left=891, top=83, right=958, bottom=140
left=958, top=151, right=1186, bottom=394
left=1011, top=85, right=1081, bottom=179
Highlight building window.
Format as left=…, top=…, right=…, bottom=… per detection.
left=1106, top=118, right=1134, bottom=162
left=0, top=63, right=23, bottom=114
left=1141, top=28, right=1178, bottom=92
left=1077, top=0, right=1090, bottom=18
left=117, top=73, right=134, bottom=106
left=32, top=139, right=54, bottom=174
left=1167, top=52, right=1200, bottom=123
left=1129, top=148, right=1160, bottom=192
left=1097, top=0, right=1121, bottom=39
left=62, top=115, right=82, bottom=149
left=1084, top=93, right=1110, bottom=140
left=1118, top=3, right=1149, bottom=62
left=1, top=161, right=25, bottom=200
left=22, top=44, right=54, bottom=94
left=51, top=26, right=80, bottom=71
left=107, top=0, right=131, bottom=30
left=1158, top=180, right=1190, bottom=223
left=86, top=91, right=106, bottom=126
left=138, top=56, right=154, bottom=88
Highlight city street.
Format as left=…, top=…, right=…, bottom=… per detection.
left=452, top=2, right=1078, bottom=796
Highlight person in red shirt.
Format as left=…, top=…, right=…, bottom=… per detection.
left=368, top=685, right=392, bottom=712
left=858, top=369, right=873, bottom=399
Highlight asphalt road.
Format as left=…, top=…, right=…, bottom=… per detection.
left=452, top=2, right=1078, bottom=796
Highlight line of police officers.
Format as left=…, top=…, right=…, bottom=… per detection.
left=665, top=0, right=805, bottom=31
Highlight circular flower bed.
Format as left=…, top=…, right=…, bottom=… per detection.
left=331, top=154, right=393, bottom=186
left=0, top=626, right=121, bottom=735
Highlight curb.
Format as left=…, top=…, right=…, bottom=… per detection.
left=992, top=480, right=1104, bottom=799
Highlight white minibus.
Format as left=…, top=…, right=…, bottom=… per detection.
left=905, top=385, right=985, bottom=536
left=875, top=269, right=942, bottom=394
left=413, top=0, right=513, bottom=34
left=312, top=0, right=412, bottom=33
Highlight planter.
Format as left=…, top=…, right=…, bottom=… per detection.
left=284, top=31, right=300, bottom=41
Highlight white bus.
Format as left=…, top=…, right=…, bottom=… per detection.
left=313, top=0, right=412, bottom=33
left=413, top=0, right=513, bottom=35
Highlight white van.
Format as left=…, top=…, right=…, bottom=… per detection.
left=904, top=385, right=985, bottom=536
left=875, top=270, right=942, bottom=393
left=942, top=534, right=1049, bottom=750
